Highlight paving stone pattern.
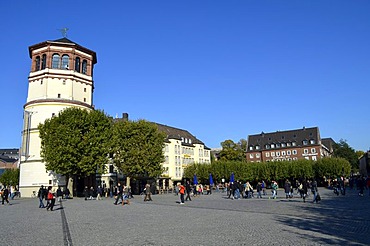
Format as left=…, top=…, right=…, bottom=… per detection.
left=0, top=187, right=369, bottom=246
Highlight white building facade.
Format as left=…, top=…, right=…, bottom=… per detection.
left=19, top=38, right=97, bottom=196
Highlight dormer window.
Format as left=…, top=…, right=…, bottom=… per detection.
left=303, top=140, right=308, bottom=145
left=249, top=146, right=253, bottom=151
left=255, top=145, right=260, bottom=150
left=276, top=143, right=281, bottom=148
left=181, top=137, right=184, bottom=142
left=310, top=139, right=315, bottom=144
left=292, top=141, right=297, bottom=146
left=189, top=139, right=192, bottom=144
left=271, top=144, right=275, bottom=149
left=281, top=143, right=286, bottom=147
left=265, top=144, right=270, bottom=149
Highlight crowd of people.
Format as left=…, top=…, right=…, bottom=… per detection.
left=2, top=175, right=369, bottom=211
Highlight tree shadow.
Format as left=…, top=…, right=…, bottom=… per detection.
left=274, top=189, right=370, bottom=245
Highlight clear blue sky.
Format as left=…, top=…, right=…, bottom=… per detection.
left=1, top=1, right=369, bottom=151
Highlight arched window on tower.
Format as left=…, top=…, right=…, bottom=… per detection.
left=35, top=56, right=40, bottom=71
left=52, top=54, right=60, bottom=69
left=41, top=54, right=47, bottom=69
left=82, top=60, right=87, bottom=74
left=62, top=55, right=69, bottom=69
left=75, top=57, right=80, bottom=72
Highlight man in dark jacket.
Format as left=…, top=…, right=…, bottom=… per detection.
left=38, top=185, right=45, bottom=208
left=114, top=183, right=123, bottom=205
left=1, top=187, right=10, bottom=205
left=185, top=180, right=192, bottom=201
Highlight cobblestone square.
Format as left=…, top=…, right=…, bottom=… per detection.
left=0, top=187, right=369, bottom=246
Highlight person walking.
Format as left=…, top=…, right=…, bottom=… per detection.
left=185, top=180, right=192, bottom=201
left=96, top=186, right=103, bottom=200
left=144, top=183, right=152, bottom=201
left=178, top=183, right=185, bottom=204
left=256, top=182, right=262, bottom=198
left=114, top=183, right=123, bottom=205
left=38, top=185, right=45, bottom=208
left=270, top=181, right=278, bottom=199
left=311, top=180, right=319, bottom=203
left=262, top=180, right=267, bottom=196
left=84, top=186, right=89, bottom=200
left=45, top=186, right=55, bottom=211
left=1, top=187, right=10, bottom=205
left=284, top=180, right=292, bottom=199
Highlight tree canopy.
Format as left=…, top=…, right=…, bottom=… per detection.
left=38, top=107, right=112, bottom=178
left=112, top=120, right=166, bottom=179
left=0, top=169, right=19, bottom=186
left=219, top=139, right=246, bottom=162
left=333, top=139, right=358, bottom=170
left=184, top=157, right=351, bottom=184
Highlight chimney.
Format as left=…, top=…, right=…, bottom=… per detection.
left=122, top=113, right=129, bottom=121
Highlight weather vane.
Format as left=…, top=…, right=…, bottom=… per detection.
left=58, top=27, right=69, bottom=38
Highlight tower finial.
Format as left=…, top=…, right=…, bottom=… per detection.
left=58, top=27, right=69, bottom=38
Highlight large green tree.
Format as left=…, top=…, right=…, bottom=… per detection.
left=38, top=107, right=112, bottom=182
left=0, top=169, right=19, bottom=186
left=112, top=120, right=166, bottom=180
left=333, top=139, right=358, bottom=170
left=219, top=139, right=246, bottom=162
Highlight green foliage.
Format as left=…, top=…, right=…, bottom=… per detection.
left=112, top=120, right=166, bottom=179
left=184, top=158, right=348, bottom=183
left=333, top=139, right=358, bottom=170
left=219, top=139, right=246, bottom=162
left=39, top=107, right=112, bottom=178
left=0, top=169, right=19, bottom=186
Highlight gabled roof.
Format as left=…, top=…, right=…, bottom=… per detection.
left=154, top=123, right=209, bottom=149
left=247, top=127, right=320, bottom=151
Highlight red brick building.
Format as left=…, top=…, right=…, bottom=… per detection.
left=246, top=127, right=334, bottom=162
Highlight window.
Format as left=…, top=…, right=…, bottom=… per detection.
left=282, top=151, right=286, bottom=156
left=62, top=55, right=69, bottom=69
left=304, top=149, right=308, bottom=154
left=281, top=143, right=286, bottom=147
left=52, top=54, right=60, bottom=69
left=292, top=142, right=297, bottom=146
left=256, top=153, right=260, bottom=158
left=249, top=146, right=253, bottom=151
left=287, top=142, right=291, bottom=147
left=249, top=154, right=254, bottom=158
left=82, top=60, right=87, bottom=74
left=271, top=152, right=275, bottom=157
left=276, top=152, right=280, bottom=157
left=311, top=148, right=316, bottom=153
left=84, top=88, right=87, bottom=92
left=75, top=57, right=81, bottom=72
left=57, top=94, right=61, bottom=98
left=84, top=98, right=86, bottom=102
left=271, top=144, right=275, bottom=149
left=310, top=139, right=316, bottom=144
left=265, top=144, right=270, bottom=149
left=41, top=54, right=47, bottom=69
left=265, top=152, right=270, bottom=157
left=303, top=140, right=308, bottom=145
left=35, top=56, right=40, bottom=71
left=292, top=150, right=297, bottom=155
left=312, top=156, right=317, bottom=161
left=255, top=145, right=260, bottom=150
left=276, top=143, right=281, bottom=148
left=287, top=150, right=291, bottom=155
